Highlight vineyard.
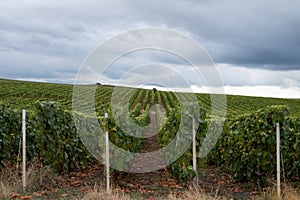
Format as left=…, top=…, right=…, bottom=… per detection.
left=1, top=78, right=300, bottom=117
left=1, top=78, right=300, bottom=199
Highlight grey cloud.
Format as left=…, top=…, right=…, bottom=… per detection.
left=122, top=0, right=300, bottom=69
left=0, top=0, right=300, bottom=86
left=217, top=64, right=300, bottom=88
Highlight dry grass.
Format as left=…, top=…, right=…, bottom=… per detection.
left=0, top=181, right=12, bottom=199
left=1, top=161, right=299, bottom=200
left=168, top=184, right=300, bottom=200
left=80, top=183, right=223, bottom=200
left=81, top=182, right=131, bottom=200
left=26, top=162, right=62, bottom=189
left=181, top=186, right=223, bottom=200
left=253, top=183, right=300, bottom=200
left=0, top=160, right=61, bottom=198
left=82, top=191, right=131, bottom=200
left=0, top=162, right=22, bottom=198
left=167, top=184, right=224, bottom=200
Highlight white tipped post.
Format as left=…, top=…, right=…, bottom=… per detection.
left=192, top=117, right=199, bottom=185
left=192, top=118, right=196, bottom=172
left=276, top=122, right=281, bottom=198
left=105, top=113, right=110, bottom=193
left=22, top=109, right=26, bottom=192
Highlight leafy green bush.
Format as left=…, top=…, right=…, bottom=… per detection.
left=33, top=101, right=93, bottom=171
left=208, top=105, right=300, bottom=185
left=0, top=101, right=93, bottom=172
left=1, top=101, right=144, bottom=173
left=0, top=105, right=22, bottom=164
left=158, top=106, right=207, bottom=183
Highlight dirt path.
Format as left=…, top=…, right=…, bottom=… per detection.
left=115, top=109, right=185, bottom=198
left=198, top=166, right=259, bottom=199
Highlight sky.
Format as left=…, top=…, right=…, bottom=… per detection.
left=0, top=0, right=300, bottom=98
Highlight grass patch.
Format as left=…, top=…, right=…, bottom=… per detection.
left=1, top=161, right=299, bottom=199
left=253, top=183, right=300, bottom=200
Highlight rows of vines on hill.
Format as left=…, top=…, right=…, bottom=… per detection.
left=111, top=88, right=206, bottom=182
left=1, top=78, right=300, bottom=117
left=126, top=90, right=300, bottom=183
left=1, top=78, right=300, bottom=185
left=0, top=85, right=204, bottom=182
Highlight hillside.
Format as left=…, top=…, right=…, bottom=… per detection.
left=1, top=78, right=300, bottom=199
left=0, top=78, right=299, bottom=117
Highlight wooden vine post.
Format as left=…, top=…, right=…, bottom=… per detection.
left=105, top=112, right=110, bottom=193
left=192, top=117, right=199, bottom=185
left=22, top=109, right=26, bottom=192
left=276, top=122, right=281, bottom=198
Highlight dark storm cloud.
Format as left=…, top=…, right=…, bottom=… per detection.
left=124, top=0, right=300, bottom=70
left=0, top=0, right=299, bottom=84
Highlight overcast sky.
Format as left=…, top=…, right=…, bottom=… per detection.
left=0, top=0, right=300, bottom=98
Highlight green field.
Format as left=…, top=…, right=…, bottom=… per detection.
left=1, top=78, right=299, bottom=117
left=1, top=78, right=299, bottom=199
